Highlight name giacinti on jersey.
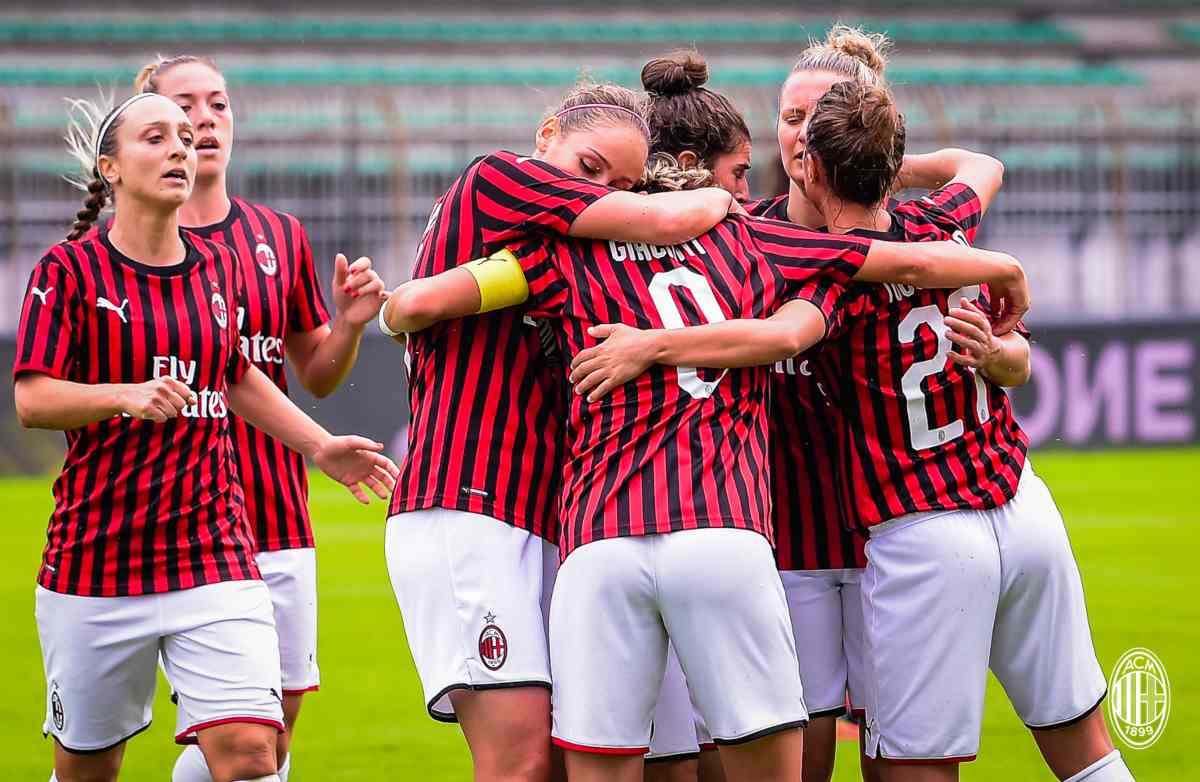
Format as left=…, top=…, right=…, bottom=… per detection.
left=608, top=238, right=708, bottom=263
left=118, top=355, right=230, bottom=419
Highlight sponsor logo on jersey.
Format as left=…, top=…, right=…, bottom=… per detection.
left=234, top=308, right=284, bottom=365
left=97, top=296, right=130, bottom=324
left=31, top=286, right=53, bottom=306
left=478, top=613, right=508, bottom=671
left=211, top=291, right=228, bottom=328
left=1108, top=647, right=1169, bottom=749
left=255, top=242, right=278, bottom=276
left=149, top=355, right=229, bottom=419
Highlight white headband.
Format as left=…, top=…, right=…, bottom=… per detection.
left=94, top=93, right=158, bottom=168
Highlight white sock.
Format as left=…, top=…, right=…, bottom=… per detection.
left=48, top=773, right=57, bottom=782
left=1064, top=750, right=1135, bottom=782
left=278, top=753, right=291, bottom=782
left=172, top=744, right=215, bottom=782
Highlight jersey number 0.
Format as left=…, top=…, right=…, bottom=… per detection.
left=648, top=268, right=729, bottom=400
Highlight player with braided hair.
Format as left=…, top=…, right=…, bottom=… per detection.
left=16, top=91, right=397, bottom=782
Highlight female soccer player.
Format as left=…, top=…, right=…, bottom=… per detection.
left=381, top=148, right=1028, bottom=782
left=133, top=55, right=387, bottom=782
left=14, top=93, right=397, bottom=782
left=636, top=50, right=753, bottom=782
left=380, top=81, right=742, bottom=782
left=573, top=80, right=1128, bottom=782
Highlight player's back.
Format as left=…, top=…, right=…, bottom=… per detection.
left=817, top=184, right=1029, bottom=529
left=394, top=152, right=611, bottom=540
left=520, top=219, right=778, bottom=556
left=520, top=214, right=869, bottom=557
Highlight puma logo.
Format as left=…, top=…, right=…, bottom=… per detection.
left=97, top=296, right=129, bottom=324
left=31, top=287, right=53, bottom=306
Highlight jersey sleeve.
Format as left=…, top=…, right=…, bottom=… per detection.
left=13, top=251, right=79, bottom=381
left=226, top=258, right=252, bottom=384
left=507, top=237, right=568, bottom=319
left=473, top=153, right=612, bottom=239
left=287, top=221, right=331, bottom=334
left=749, top=217, right=871, bottom=290
left=898, top=182, right=983, bottom=244
left=784, top=276, right=861, bottom=340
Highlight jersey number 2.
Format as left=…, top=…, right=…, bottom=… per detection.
left=648, top=268, right=728, bottom=400
left=897, top=285, right=990, bottom=450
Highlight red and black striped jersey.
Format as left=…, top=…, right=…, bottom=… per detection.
left=767, top=355, right=866, bottom=570
left=747, top=195, right=865, bottom=571
left=186, top=198, right=330, bottom=552
left=511, top=215, right=870, bottom=559
left=13, top=230, right=259, bottom=597
left=746, top=194, right=790, bottom=222
left=815, top=183, right=1029, bottom=529
left=391, top=151, right=612, bottom=541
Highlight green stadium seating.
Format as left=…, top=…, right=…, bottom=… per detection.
left=1168, top=23, right=1200, bottom=48
left=0, top=18, right=1079, bottom=47
left=0, top=62, right=1142, bottom=88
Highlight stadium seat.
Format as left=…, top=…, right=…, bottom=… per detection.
left=0, top=18, right=1080, bottom=47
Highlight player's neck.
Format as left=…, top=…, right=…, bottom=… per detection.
left=108, top=208, right=186, bottom=267
left=785, top=180, right=825, bottom=229
left=821, top=198, right=891, bottom=236
left=179, top=175, right=232, bottom=228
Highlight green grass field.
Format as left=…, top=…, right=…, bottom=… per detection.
left=1, top=448, right=1196, bottom=780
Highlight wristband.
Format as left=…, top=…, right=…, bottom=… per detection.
left=378, top=302, right=402, bottom=337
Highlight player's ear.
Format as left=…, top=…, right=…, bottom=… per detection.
left=534, top=116, right=560, bottom=154
left=96, top=155, right=120, bottom=188
left=677, top=150, right=700, bottom=169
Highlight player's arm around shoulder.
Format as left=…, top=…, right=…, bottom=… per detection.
left=379, top=248, right=530, bottom=336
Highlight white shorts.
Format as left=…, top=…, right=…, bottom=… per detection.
left=780, top=568, right=867, bottom=717
left=385, top=508, right=558, bottom=722
left=646, top=643, right=712, bottom=761
left=257, top=547, right=320, bottom=695
left=36, top=580, right=283, bottom=753
left=860, top=466, right=1107, bottom=764
left=550, top=528, right=806, bottom=754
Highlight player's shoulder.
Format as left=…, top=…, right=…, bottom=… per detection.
left=234, top=197, right=305, bottom=234
left=745, top=193, right=789, bottom=220
left=894, top=183, right=980, bottom=228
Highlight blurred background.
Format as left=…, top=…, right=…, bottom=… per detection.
left=1, top=0, right=1198, bottom=468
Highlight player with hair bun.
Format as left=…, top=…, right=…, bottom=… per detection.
left=379, top=79, right=742, bottom=782
left=133, top=54, right=388, bottom=782
left=16, top=91, right=396, bottom=782
left=798, top=79, right=1131, bottom=782
left=641, top=50, right=753, bottom=203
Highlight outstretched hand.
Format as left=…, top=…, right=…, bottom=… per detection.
left=568, top=323, right=660, bottom=402
left=312, top=434, right=400, bottom=504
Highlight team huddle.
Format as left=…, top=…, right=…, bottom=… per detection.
left=13, top=25, right=1133, bottom=782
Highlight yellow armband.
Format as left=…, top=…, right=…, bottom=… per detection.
left=464, top=248, right=530, bottom=314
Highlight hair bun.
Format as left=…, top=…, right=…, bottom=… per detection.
left=641, top=50, right=709, bottom=95
left=826, top=24, right=889, bottom=77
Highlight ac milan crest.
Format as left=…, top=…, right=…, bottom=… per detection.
left=478, top=617, right=508, bottom=671
left=255, top=242, right=278, bottom=276
left=211, top=291, right=228, bottom=329
left=51, top=690, right=64, bottom=731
